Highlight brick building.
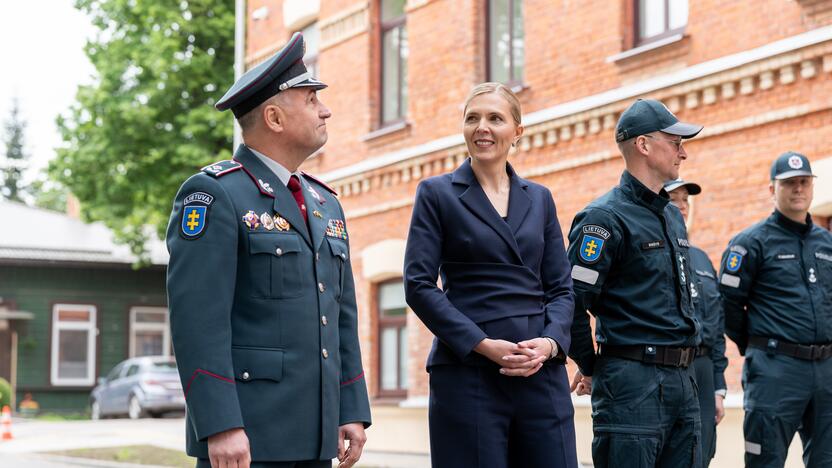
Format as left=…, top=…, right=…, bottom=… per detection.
left=237, top=0, right=832, bottom=454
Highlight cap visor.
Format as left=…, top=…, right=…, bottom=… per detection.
left=664, top=181, right=702, bottom=195
left=291, top=78, right=328, bottom=90
left=661, top=121, right=703, bottom=139
left=774, top=170, right=815, bottom=180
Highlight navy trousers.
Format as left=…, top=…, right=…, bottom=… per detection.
left=591, top=357, right=702, bottom=468
left=428, top=363, right=577, bottom=468
left=692, top=355, right=717, bottom=465
left=743, top=348, right=832, bottom=468
left=196, top=459, right=329, bottom=467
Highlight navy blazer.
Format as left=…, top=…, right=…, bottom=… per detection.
left=404, top=159, right=575, bottom=368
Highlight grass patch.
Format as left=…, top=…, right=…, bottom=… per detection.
left=48, top=445, right=195, bottom=467
left=34, top=412, right=89, bottom=421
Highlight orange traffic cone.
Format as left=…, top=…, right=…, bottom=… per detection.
left=1, top=405, right=12, bottom=440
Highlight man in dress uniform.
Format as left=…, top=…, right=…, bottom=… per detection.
left=567, top=98, right=704, bottom=467
left=665, top=178, right=728, bottom=467
left=719, top=151, right=832, bottom=467
left=166, top=32, right=371, bottom=468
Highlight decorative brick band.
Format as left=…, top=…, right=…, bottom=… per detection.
left=320, top=2, right=369, bottom=51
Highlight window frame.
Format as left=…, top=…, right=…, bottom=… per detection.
left=50, top=303, right=97, bottom=387
left=633, top=0, right=687, bottom=47
left=379, top=0, right=408, bottom=127
left=376, top=279, right=408, bottom=399
left=128, top=306, right=171, bottom=358
left=486, top=0, right=525, bottom=88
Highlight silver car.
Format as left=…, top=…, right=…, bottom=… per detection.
left=90, top=356, right=184, bottom=420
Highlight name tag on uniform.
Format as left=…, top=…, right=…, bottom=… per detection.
left=721, top=273, right=740, bottom=288
left=696, top=269, right=715, bottom=279
left=677, top=238, right=690, bottom=248
left=776, top=253, right=796, bottom=260
left=817, top=251, right=832, bottom=262
left=571, top=265, right=599, bottom=285
left=641, top=240, right=665, bottom=250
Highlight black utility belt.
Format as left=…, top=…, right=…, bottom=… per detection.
left=748, top=336, right=832, bottom=361
left=598, top=344, right=696, bottom=368
left=696, top=345, right=711, bottom=357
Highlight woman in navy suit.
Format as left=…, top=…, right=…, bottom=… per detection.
left=404, top=83, right=578, bottom=468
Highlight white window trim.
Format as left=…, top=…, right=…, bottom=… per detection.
left=129, top=306, right=171, bottom=358
left=50, top=304, right=97, bottom=387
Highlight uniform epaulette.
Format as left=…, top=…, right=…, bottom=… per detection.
left=202, top=160, right=243, bottom=178
left=301, top=171, right=338, bottom=195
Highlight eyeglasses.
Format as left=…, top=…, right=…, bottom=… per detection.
left=642, top=134, right=684, bottom=152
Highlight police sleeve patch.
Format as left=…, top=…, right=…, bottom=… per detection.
left=578, top=225, right=610, bottom=264
left=725, top=252, right=743, bottom=273
left=180, top=191, right=214, bottom=239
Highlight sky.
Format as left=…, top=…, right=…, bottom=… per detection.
left=0, top=1, right=96, bottom=180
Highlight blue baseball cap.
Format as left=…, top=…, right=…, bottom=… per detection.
left=216, top=32, right=327, bottom=118
left=615, top=99, right=703, bottom=143
left=770, top=151, right=814, bottom=180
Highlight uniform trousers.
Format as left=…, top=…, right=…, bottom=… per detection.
left=692, top=355, right=717, bottom=466
left=742, top=348, right=832, bottom=468
left=196, top=459, right=329, bottom=467
left=590, top=357, right=702, bottom=468
left=428, top=362, right=577, bottom=468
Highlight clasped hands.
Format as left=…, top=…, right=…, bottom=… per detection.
left=474, top=337, right=554, bottom=377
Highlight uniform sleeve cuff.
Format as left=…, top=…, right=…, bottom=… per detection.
left=714, top=389, right=727, bottom=398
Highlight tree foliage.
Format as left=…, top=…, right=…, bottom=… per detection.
left=1, top=98, right=30, bottom=203
left=51, top=0, right=236, bottom=260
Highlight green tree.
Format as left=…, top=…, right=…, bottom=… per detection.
left=51, top=0, right=235, bottom=260
left=1, top=98, right=29, bottom=203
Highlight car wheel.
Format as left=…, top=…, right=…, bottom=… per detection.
left=91, top=400, right=101, bottom=420
left=128, top=395, right=144, bottom=420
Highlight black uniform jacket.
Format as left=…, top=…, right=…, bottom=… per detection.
left=404, top=159, right=575, bottom=368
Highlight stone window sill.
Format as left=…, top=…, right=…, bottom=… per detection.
left=361, top=121, right=411, bottom=142
left=606, top=33, right=686, bottom=64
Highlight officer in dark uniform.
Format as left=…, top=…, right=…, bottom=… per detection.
left=166, top=33, right=371, bottom=468
left=567, top=98, right=704, bottom=468
left=665, top=178, right=728, bottom=467
left=719, top=151, right=832, bottom=468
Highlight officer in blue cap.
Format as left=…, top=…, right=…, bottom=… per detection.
left=166, top=32, right=371, bottom=468
left=719, top=151, right=832, bottom=467
left=567, top=98, right=704, bottom=467
left=665, top=178, right=728, bottom=468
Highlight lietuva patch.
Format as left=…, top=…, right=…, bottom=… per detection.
left=181, top=192, right=214, bottom=239
left=725, top=251, right=743, bottom=273
left=578, top=225, right=609, bottom=264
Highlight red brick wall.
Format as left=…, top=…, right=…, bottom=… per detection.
left=245, top=0, right=832, bottom=399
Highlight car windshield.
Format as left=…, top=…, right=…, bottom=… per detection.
left=149, top=361, right=178, bottom=372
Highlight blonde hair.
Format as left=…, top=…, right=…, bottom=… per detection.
left=463, top=82, right=522, bottom=125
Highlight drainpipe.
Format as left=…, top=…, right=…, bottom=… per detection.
left=232, top=0, right=246, bottom=149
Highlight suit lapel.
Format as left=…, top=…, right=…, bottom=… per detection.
left=299, top=177, right=327, bottom=251
left=453, top=159, right=523, bottom=263
left=505, top=166, right=531, bottom=236
left=234, top=146, right=312, bottom=247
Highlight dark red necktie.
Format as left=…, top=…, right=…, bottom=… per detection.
left=287, top=175, right=308, bottom=223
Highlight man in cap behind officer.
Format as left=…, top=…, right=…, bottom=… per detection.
left=719, top=151, right=832, bottom=467
left=567, top=98, right=704, bottom=467
left=665, top=178, right=728, bottom=467
left=166, top=33, right=371, bottom=468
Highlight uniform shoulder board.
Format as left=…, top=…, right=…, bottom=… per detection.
left=301, top=171, right=338, bottom=195
left=202, top=160, right=243, bottom=178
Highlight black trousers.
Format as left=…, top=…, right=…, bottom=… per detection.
left=196, top=459, right=330, bottom=467
left=428, top=363, right=578, bottom=468
left=692, top=355, right=717, bottom=466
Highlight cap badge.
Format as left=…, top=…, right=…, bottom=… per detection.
left=788, top=155, right=803, bottom=169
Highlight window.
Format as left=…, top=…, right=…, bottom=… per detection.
left=488, top=0, right=524, bottom=86
left=377, top=280, right=408, bottom=396
left=301, top=22, right=320, bottom=78
left=635, top=0, right=688, bottom=46
left=125, top=364, right=140, bottom=378
left=51, top=304, right=97, bottom=386
left=380, top=0, right=408, bottom=125
left=129, top=307, right=171, bottom=358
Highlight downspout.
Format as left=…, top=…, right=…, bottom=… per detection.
left=232, top=0, right=246, bottom=149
